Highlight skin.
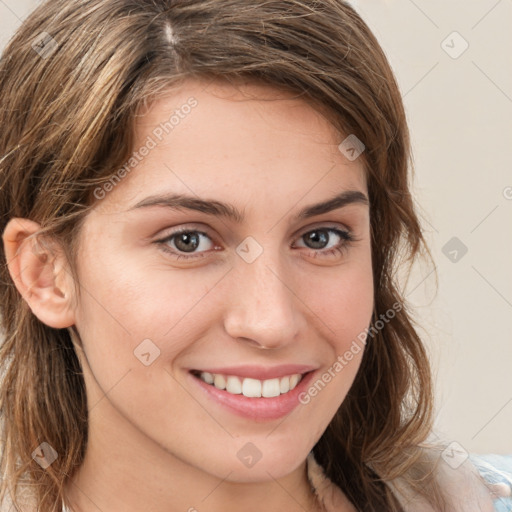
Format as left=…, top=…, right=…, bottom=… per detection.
left=3, top=79, right=373, bottom=512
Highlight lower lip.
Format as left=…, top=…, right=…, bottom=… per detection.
left=188, top=371, right=316, bottom=421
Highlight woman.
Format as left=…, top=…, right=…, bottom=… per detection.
left=0, top=1, right=510, bottom=511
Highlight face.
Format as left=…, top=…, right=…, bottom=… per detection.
left=69, top=79, right=373, bottom=482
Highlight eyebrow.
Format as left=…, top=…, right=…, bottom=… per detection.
left=128, top=189, right=369, bottom=222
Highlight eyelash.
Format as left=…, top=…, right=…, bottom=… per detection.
left=155, top=226, right=358, bottom=261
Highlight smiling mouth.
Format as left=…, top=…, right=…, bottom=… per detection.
left=190, top=370, right=310, bottom=398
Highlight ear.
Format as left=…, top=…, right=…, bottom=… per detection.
left=2, top=218, right=76, bottom=328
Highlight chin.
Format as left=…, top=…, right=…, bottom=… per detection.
left=204, top=443, right=310, bottom=482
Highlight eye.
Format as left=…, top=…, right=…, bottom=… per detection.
left=155, top=225, right=357, bottom=261
left=293, top=227, right=356, bottom=259
left=156, top=228, right=217, bottom=260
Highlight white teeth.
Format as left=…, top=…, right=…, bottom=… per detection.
left=213, top=374, right=226, bottom=390
left=262, top=378, right=280, bottom=398
left=242, top=378, right=262, bottom=398
left=198, top=371, right=304, bottom=398
left=289, top=374, right=300, bottom=390
left=226, top=376, right=242, bottom=394
left=202, top=372, right=214, bottom=384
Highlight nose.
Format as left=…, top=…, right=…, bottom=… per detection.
left=223, top=251, right=303, bottom=350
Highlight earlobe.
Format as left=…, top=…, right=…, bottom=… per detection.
left=2, top=218, right=76, bottom=328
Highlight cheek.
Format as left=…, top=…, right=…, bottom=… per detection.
left=295, top=257, right=373, bottom=409
left=302, top=256, right=374, bottom=350
left=72, top=245, right=231, bottom=393
left=75, top=236, right=210, bottom=333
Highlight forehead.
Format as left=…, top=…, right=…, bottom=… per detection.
left=136, top=77, right=360, bottom=162
left=99, top=78, right=368, bottom=213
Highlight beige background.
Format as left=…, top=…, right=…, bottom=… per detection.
left=1, top=0, right=511, bottom=454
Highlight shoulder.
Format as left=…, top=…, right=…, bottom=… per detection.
left=417, top=449, right=512, bottom=512
left=306, top=446, right=512, bottom=512
left=386, top=445, right=512, bottom=512
left=469, top=453, right=512, bottom=512
left=425, top=449, right=512, bottom=512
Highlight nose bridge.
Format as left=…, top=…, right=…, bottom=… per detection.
left=223, top=240, right=301, bottom=348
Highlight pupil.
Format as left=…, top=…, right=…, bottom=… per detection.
left=175, top=232, right=199, bottom=252
left=307, top=230, right=327, bottom=249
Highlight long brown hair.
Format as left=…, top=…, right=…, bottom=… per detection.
left=0, top=1, right=444, bottom=510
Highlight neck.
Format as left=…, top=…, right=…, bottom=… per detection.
left=63, top=398, right=322, bottom=512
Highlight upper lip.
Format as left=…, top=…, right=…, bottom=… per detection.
left=190, top=364, right=317, bottom=380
